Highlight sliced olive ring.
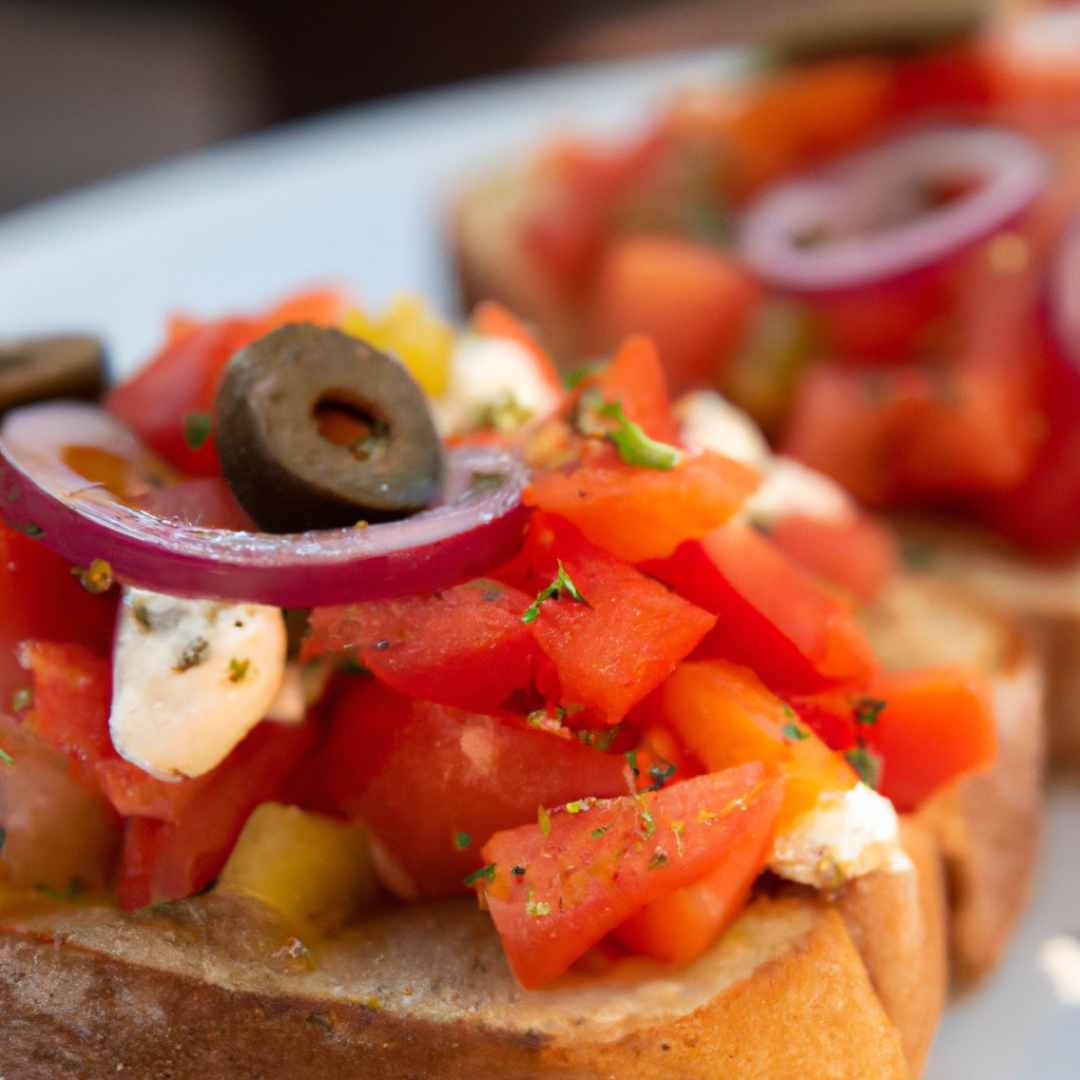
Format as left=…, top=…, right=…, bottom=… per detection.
left=215, top=324, right=444, bottom=533
left=0, top=335, right=107, bottom=417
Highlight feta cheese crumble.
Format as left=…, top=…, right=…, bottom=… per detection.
left=109, top=587, right=287, bottom=780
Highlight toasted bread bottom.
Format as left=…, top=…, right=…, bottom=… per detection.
left=0, top=887, right=913, bottom=1080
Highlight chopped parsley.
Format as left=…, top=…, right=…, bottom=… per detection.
left=0, top=746, right=13, bottom=769
left=229, top=657, right=250, bottom=683
left=537, top=805, right=552, bottom=836
left=644, top=760, right=676, bottom=793
left=34, top=876, right=84, bottom=901
left=184, top=411, right=213, bottom=451
left=590, top=825, right=612, bottom=840
left=782, top=722, right=809, bottom=742
left=596, top=399, right=682, bottom=471
left=845, top=746, right=884, bottom=791
left=454, top=832, right=471, bottom=851
left=647, top=850, right=669, bottom=871
left=521, top=561, right=587, bottom=624
left=853, top=696, right=887, bottom=727
left=578, top=723, right=619, bottom=751
left=6, top=520, right=45, bottom=540
left=463, top=864, right=497, bottom=887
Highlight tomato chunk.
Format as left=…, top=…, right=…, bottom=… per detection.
left=650, top=659, right=858, bottom=829
left=642, top=522, right=880, bottom=693
left=868, top=664, right=997, bottom=813
left=303, top=579, right=537, bottom=713
left=291, top=678, right=630, bottom=898
left=768, top=511, right=900, bottom=607
left=612, top=774, right=782, bottom=964
left=478, top=764, right=781, bottom=988
left=589, top=239, right=762, bottom=393
left=523, top=513, right=716, bottom=724
left=0, top=524, right=118, bottom=715
left=525, top=444, right=758, bottom=564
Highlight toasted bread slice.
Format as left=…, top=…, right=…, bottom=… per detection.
left=0, top=888, right=911, bottom=1080
left=862, top=572, right=1046, bottom=981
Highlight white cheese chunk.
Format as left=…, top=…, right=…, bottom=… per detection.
left=109, top=587, right=287, bottom=781
left=768, top=782, right=911, bottom=889
left=673, top=390, right=771, bottom=468
left=433, top=333, right=561, bottom=437
left=744, top=455, right=857, bottom=530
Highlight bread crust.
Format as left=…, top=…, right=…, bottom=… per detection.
left=863, top=573, right=1046, bottom=980
left=0, top=889, right=911, bottom=1080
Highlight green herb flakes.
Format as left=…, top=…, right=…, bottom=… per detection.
left=463, top=863, right=497, bottom=887
left=538, top=805, right=552, bottom=836
left=645, top=760, right=676, bottom=793
left=647, top=850, right=669, bottom=871
left=521, top=561, right=588, bottom=624
left=229, top=657, right=250, bottom=683
left=597, top=399, right=682, bottom=471
left=845, top=746, right=884, bottom=791
left=454, top=832, right=471, bottom=851
left=782, top=722, right=809, bottom=742
left=184, top=411, right=213, bottom=451
left=853, top=696, right=887, bottom=727
left=0, top=746, right=13, bottom=769
left=590, top=825, right=612, bottom=840
left=71, top=558, right=113, bottom=594
left=34, top=876, right=84, bottom=901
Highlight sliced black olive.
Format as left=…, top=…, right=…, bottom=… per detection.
left=761, top=0, right=991, bottom=63
left=215, top=323, right=443, bottom=533
left=0, top=336, right=107, bottom=417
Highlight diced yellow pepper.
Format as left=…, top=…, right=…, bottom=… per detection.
left=217, top=802, right=378, bottom=931
left=343, top=295, right=453, bottom=397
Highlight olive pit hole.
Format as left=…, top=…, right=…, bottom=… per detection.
left=314, top=393, right=390, bottom=461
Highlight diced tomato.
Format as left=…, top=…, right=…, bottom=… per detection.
left=291, top=678, right=630, bottom=898
left=869, top=664, right=997, bottom=813
left=667, top=57, right=896, bottom=198
left=978, top=348, right=1080, bottom=558
left=611, top=774, right=782, bottom=964
left=478, top=764, right=781, bottom=988
left=810, top=267, right=953, bottom=363
left=648, top=659, right=858, bottom=829
left=110, top=717, right=318, bottom=910
left=642, top=521, right=880, bottom=693
left=781, top=360, right=924, bottom=505
left=303, top=579, right=537, bottom=713
left=525, top=442, right=758, bottom=564
left=574, top=334, right=682, bottom=445
left=471, top=300, right=564, bottom=398
left=104, top=289, right=346, bottom=477
left=889, top=44, right=995, bottom=119
left=589, top=237, right=763, bottom=392
left=0, top=524, right=118, bottom=715
left=520, top=513, right=716, bottom=724
left=768, top=511, right=900, bottom=607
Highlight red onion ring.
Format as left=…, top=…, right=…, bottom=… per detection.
left=1051, top=208, right=1080, bottom=371
left=0, top=402, right=530, bottom=607
left=738, top=126, right=1050, bottom=292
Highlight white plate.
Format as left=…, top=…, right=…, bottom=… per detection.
left=1, top=48, right=1078, bottom=1079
